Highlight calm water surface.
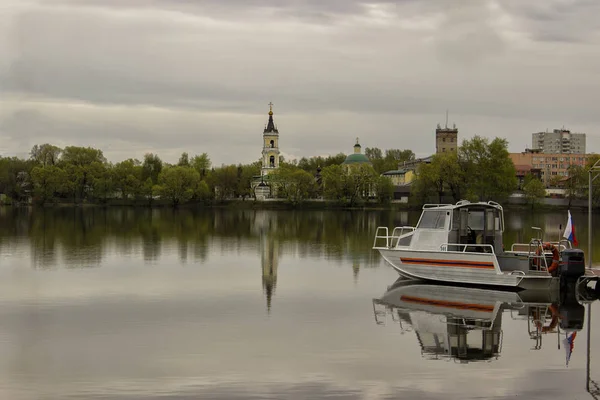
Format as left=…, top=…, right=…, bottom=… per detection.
left=0, top=207, right=599, bottom=399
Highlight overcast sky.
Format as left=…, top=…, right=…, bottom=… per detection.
left=2, top=0, right=600, bottom=166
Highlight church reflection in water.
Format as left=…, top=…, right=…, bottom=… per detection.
left=254, top=212, right=280, bottom=313
left=373, top=278, right=600, bottom=397
left=260, top=231, right=279, bottom=313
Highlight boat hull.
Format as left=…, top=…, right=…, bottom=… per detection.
left=377, top=248, right=551, bottom=289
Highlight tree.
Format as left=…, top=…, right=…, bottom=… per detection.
left=92, top=167, right=115, bottom=203
left=191, top=153, right=211, bottom=179
left=196, top=180, right=212, bottom=203
left=271, top=166, right=315, bottom=204
left=61, top=146, right=106, bottom=166
left=374, top=175, right=394, bottom=203
left=363, top=148, right=415, bottom=174
left=321, top=165, right=345, bottom=202
left=345, top=163, right=378, bottom=205
left=459, top=136, right=517, bottom=202
left=437, top=152, right=466, bottom=202
left=154, top=166, right=201, bottom=206
left=207, top=165, right=238, bottom=201
left=412, top=160, right=445, bottom=203
left=236, top=162, right=260, bottom=200
left=178, top=152, right=190, bottom=167
left=30, top=144, right=62, bottom=166
left=59, top=146, right=107, bottom=201
left=365, top=147, right=383, bottom=160
left=564, top=165, right=586, bottom=206
left=321, top=164, right=378, bottom=206
left=0, top=157, right=36, bottom=202
left=382, top=149, right=415, bottom=173
left=297, top=153, right=347, bottom=174
left=30, top=165, right=68, bottom=204
left=113, top=159, right=142, bottom=200
left=140, top=178, right=154, bottom=205
left=523, top=174, right=546, bottom=207
left=142, top=153, right=163, bottom=184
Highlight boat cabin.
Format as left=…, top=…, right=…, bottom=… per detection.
left=409, top=201, right=504, bottom=253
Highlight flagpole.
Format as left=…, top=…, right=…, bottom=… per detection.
left=589, top=158, right=600, bottom=270
left=586, top=302, right=591, bottom=393
left=590, top=168, right=593, bottom=270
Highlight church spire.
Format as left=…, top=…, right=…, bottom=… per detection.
left=264, top=102, right=278, bottom=133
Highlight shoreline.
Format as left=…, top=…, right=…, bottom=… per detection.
left=0, top=198, right=597, bottom=212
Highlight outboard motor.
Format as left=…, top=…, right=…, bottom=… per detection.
left=559, top=284, right=585, bottom=331
left=559, top=248, right=585, bottom=279
left=559, top=303, right=585, bottom=330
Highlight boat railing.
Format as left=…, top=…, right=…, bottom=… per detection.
left=373, top=226, right=415, bottom=249
left=440, top=243, right=495, bottom=254
left=443, top=317, right=495, bottom=330
left=529, top=238, right=548, bottom=272
left=373, top=227, right=390, bottom=248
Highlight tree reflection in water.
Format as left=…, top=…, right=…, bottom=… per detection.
left=0, top=207, right=413, bottom=269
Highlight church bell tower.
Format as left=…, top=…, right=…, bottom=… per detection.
left=261, top=102, right=280, bottom=176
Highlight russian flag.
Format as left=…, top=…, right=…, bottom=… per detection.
left=563, top=210, right=579, bottom=247
left=563, top=332, right=577, bottom=367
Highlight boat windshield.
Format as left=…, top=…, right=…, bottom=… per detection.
left=468, top=210, right=485, bottom=230
left=417, top=210, right=447, bottom=229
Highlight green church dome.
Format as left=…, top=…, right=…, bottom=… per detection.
left=342, top=153, right=371, bottom=165
left=342, top=137, right=371, bottom=165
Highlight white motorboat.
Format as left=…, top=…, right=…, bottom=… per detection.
left=373, top=200, right=598, bottom=290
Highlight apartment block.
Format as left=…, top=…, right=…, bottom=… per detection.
left=510, top=150, right=590, bottom=185
left=532, top=129, right=586, bottom=154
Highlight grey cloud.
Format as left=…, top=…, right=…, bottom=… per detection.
left=2, top=0, right=600, bottom=164
left=499, top=0, right=600, bottom=43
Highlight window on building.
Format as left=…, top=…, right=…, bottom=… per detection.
left=442, top=148, right=446, bottom=152
left=269, top=156, right=275, bottom=167
left=270, top=140, right=274, bottom=148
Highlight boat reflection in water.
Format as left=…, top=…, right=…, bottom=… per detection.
left=373, top=278, right=600, bottom=397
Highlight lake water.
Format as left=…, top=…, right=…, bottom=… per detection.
left=0, top=207, right=599, bottom=399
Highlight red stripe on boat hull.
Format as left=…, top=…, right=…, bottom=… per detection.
left=400, top=295, right=495, bottom=312
left=400, top=257, right=495, bottom=270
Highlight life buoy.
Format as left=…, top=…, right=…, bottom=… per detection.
left=535, top=242, right=560, bottom=273
left=533, top=304, right=560, bottom=333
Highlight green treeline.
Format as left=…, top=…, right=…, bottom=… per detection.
left=2, top=138, right=597, bottom=208
left=0, top=144, right=414, bottom=207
